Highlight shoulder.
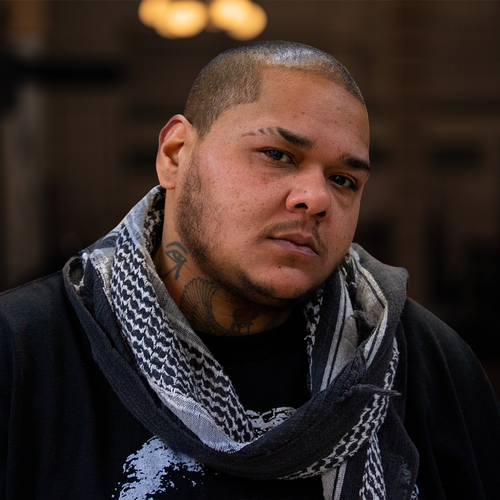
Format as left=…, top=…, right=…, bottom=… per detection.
left=400, top=298, right=487, bottom=384
left=1, top=271, right=67, bottom=312
left=401, top=297, right=457, bottom=342
left=401, top=300, right=500, bottom=498
left=400, top=297, right=495, bottom=404
left=0, top=271, right=84, bottom=362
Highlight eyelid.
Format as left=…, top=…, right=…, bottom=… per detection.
left=329, top=174, right=358, bottom=191
left=262, top=148, right=295, bottom=164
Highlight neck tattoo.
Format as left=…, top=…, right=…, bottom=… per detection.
left=179, top=277, right=282, bottom=336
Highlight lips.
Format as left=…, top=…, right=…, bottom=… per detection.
left=269, top=232, right=319, bottom=256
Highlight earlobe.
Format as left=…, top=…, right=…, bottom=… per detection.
left=156, top=115, right=194, bottom=190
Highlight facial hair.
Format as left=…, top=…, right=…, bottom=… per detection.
left=175, top=154, right=323, bottom=308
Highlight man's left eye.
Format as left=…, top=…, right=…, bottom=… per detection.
left=265, top=150, right=292, bottom=163
left=329, top=175, right=353, bottom=188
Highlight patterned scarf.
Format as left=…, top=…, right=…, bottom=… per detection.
left=69, top=186, right=416, bottom=499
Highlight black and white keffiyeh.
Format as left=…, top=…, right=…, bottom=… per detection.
left=66, top=186, right=419, bottom=500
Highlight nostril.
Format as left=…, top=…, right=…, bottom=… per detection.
left=295, top=203, right=308, bottom=209
left=317, top=211, right=326, bottom=217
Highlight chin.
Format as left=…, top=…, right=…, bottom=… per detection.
left=248, top=293, right=311, bottom=310
left=213, top=270, right=315, bottom=309
left=248, top=279, right=322, bottom=308
left=266, top=271, right=326, bottom=297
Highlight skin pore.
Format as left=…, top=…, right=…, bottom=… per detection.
left=153, top=68, right=370, bottom=336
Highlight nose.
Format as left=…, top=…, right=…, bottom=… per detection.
left=285, top=167, right=331, bottom=219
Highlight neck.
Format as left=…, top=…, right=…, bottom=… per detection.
left=153, top=240, right=291, bottom=336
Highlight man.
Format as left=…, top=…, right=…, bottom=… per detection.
left=1, top=41, right=499, bottom=500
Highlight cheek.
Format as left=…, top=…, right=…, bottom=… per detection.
left=344, top=205, right=361, bottom=242
left=330, top=220, right=357, bottom=250
left=224, top=173, right=282, bottom=217
left=326, top=202, right=361, bottom=250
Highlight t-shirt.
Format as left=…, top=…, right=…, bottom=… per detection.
left=196, top=310, right=310, bottom=413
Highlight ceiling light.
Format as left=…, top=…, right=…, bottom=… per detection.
left=209, top=0, right=252, bottom=31
left=138, top=0, right=171, bottom=28
left=225, top=2, right=267, bottom=40
left=138, top=0, right=267, bottom=40
left=154, top=1, right=208, bottom=38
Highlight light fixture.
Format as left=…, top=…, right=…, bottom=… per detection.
left=224, top=2, right=267, bottom=40
left=154, top=1, right=208, bottom=38
left=138, top=0, right=171, bottom=28
left=138, top=0, right=267, bottom=40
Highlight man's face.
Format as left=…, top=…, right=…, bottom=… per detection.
left=174, top=68, right=370, bottom=307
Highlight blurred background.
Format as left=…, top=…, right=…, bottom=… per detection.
left=1, top=0, right=499, bottom=393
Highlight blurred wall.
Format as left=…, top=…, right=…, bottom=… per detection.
left=1, top=1, right=500, bottom=387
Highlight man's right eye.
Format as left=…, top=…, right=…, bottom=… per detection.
left=264, top=149, right=292, bottom=163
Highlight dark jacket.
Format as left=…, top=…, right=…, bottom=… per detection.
left=1, top=269, right=499, bottom=499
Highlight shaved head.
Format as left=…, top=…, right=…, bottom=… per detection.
left=184, top=40, right=365, bottom=139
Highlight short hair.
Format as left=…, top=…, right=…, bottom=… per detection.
left=184, top=40, right=365, bottom=139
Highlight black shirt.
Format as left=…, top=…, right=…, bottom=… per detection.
left=196, top=310, right=311, bottom=413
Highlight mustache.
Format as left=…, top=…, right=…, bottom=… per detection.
left=259, top=221, right=328, bottom=255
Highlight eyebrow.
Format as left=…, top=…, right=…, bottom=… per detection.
left=242, top=126, right=314, bottom=150
left=341, top=153, right=371, bottom=173
left=275, top=127, right=314, bottom=150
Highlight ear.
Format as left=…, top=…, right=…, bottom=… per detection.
left=156, top=115, right=196, bottom=190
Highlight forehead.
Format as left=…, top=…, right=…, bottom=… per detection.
left=258, top=67, right=350, bottom=99
left=257, top=67, right=366, bottom=120
left=203, top=68, right=370, bottom=155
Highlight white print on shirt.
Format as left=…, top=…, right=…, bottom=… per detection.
left=113, top=408, right=296, bottom=498
left=410, top=484, right=419, bottom=499
left=115, top=436, right=204, bottom=499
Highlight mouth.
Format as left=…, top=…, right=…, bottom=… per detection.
left=268, top=233, right=319, bottom=256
